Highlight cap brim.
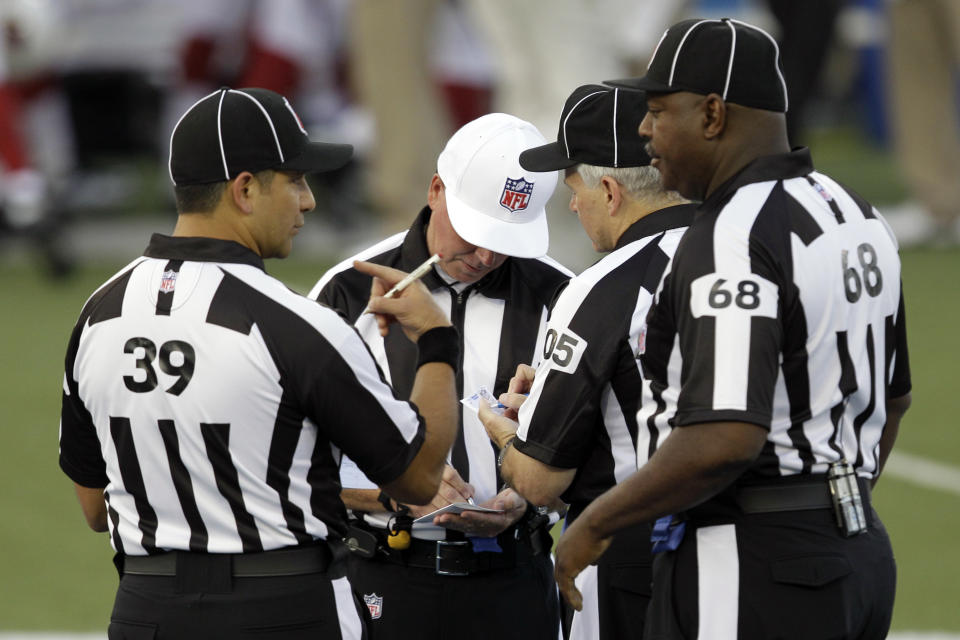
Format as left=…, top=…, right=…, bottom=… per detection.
left=519, top=142, right=578, bottom=172
left=445, top=192, right=549, bottom=259
left=604, top=76, right=678, bottom=95
left=279, top=142, right=354, bottom=173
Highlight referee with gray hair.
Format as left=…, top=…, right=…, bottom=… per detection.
left=59, top=87, right=459, bottom=638
left=554, top=18, right=911, bottom=639
left=479, top=84, right=694, bottom=640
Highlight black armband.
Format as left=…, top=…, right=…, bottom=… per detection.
left=416, top=325, right=459, bottom=370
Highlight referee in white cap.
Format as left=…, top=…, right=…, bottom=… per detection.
left=59, top=87, right=460, bottom=638
left=554, top=18, right=912, bottom=640
left=309, top=113, right=570, bottom=640
left=479, top=84, right=694, bottom=640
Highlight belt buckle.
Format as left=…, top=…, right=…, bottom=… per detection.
left=435, top=540, right=470, bottom=576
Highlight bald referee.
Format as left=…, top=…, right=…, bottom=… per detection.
left=554, top=18, right=912, bottom=639
left=59, top=87, right=459, bottom=638
left=479, top=84, right=693, bottom=640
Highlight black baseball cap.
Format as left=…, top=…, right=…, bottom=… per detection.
left=607, top=18, right=789, bottom=113
left=519, top=84, right=651, bottom=171
left=168, top=87, right=354, bottom=186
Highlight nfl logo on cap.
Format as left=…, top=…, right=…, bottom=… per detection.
left=436, top=112, right=556, bottom=258
left=500, top=177, right=534, bottom=213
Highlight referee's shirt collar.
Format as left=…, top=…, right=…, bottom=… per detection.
left=615, top=203, right=697, bottom=251
left=143, top=234, right=266, bottom=271
left=400, top=206, right=514, bottom=295
left=701, top=147, right=814, bottom=213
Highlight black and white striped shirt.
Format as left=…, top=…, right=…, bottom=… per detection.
left=311, top=207, right=572, bottom=506
left=638, top=150, right=911, bottom=482
left=515, top=205, right=695, bottom=513
left=59, top=235, right=428, bottom=555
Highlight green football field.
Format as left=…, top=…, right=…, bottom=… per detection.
left=1, top=244, right=957, bottom=632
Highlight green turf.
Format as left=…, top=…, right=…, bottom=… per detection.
left=879, top=246, right=960, bottom=630
left=1, top=245, right=957, bottom=631
left=805, top=126, right=911, bottom=206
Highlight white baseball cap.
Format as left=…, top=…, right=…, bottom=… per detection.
left=437, top=113, right=557, bottom=258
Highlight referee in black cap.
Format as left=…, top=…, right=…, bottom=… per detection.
left=59, top=87, right=460, bottom=638
left=479, top=84, right=693, bottom=640
left=554, top=18, right=912, bottom=639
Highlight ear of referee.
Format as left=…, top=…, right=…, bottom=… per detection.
left=59, top=87, right=459, bottom=639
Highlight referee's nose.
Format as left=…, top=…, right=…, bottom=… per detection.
left=301, top=182, right=317, bottom=213
left=475, top=247, right=497, bottom=266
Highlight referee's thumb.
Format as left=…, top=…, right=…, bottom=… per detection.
left=364, top=294, right=402, bottom=320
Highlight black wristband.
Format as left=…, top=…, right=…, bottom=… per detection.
left=416, top=325, right=459, bottom=370
left=377, top=491, right=393, bottom=512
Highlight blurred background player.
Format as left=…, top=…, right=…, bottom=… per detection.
left=0, top=0, right=72, bottom=276
left=885, top=0, right=960, bottom=245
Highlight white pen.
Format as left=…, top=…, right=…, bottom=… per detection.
left=466, top=496, right=477, bottom=506
left=382, top=253, right=442, bottom=299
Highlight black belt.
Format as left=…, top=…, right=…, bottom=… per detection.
left=735, top=477, right=872, bottom=514
left=124, top=544, right=331, bottom=577
left=355, top=514, right=550, bottom=576
left=377, top=534, right=533, bottom=576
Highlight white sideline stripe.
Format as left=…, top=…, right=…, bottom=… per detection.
left=883, top=451, right=960, bottom=497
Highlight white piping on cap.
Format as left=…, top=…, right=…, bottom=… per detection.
left=167, top=88, right=222, bottom=185
left=648, top=28, right=670, bottom=71
left=283, top=96, right=308, bottom=135
left=612, top=88, right=619, bottom=167
left=670, top=19, right=716, bottom=86
left=231, top=89, right=285, bottom=164
left=730, top=18, right=789, bottom=111
left=722, top=19, right=737, bottom=100
left=562, top=90, right=605, bottom=159
left=216, top=90, right=229, bottom=180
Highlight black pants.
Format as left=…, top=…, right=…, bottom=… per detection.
left=348, top=545, right=559, bottom=640
left=108, top=572, right=367, bottom=639
left=644, top=507, right=896, bottom=640
left=561, top=521, right=652, bottom=640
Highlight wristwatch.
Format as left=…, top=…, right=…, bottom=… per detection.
left=496, top=436, right=516, bottom=471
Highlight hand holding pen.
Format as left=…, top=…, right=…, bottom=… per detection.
left=382, top=254, right=441, bottom=299
left=353, top=256, right=450, bottom=341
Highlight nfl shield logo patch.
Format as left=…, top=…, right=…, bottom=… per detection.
left=812, top=181, right=833, bottom=202
left=500, top=177, right=534, bottom=213
left=363, top=593, right=383, bottom=620
left=160, top=269, right=178, bottom=294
